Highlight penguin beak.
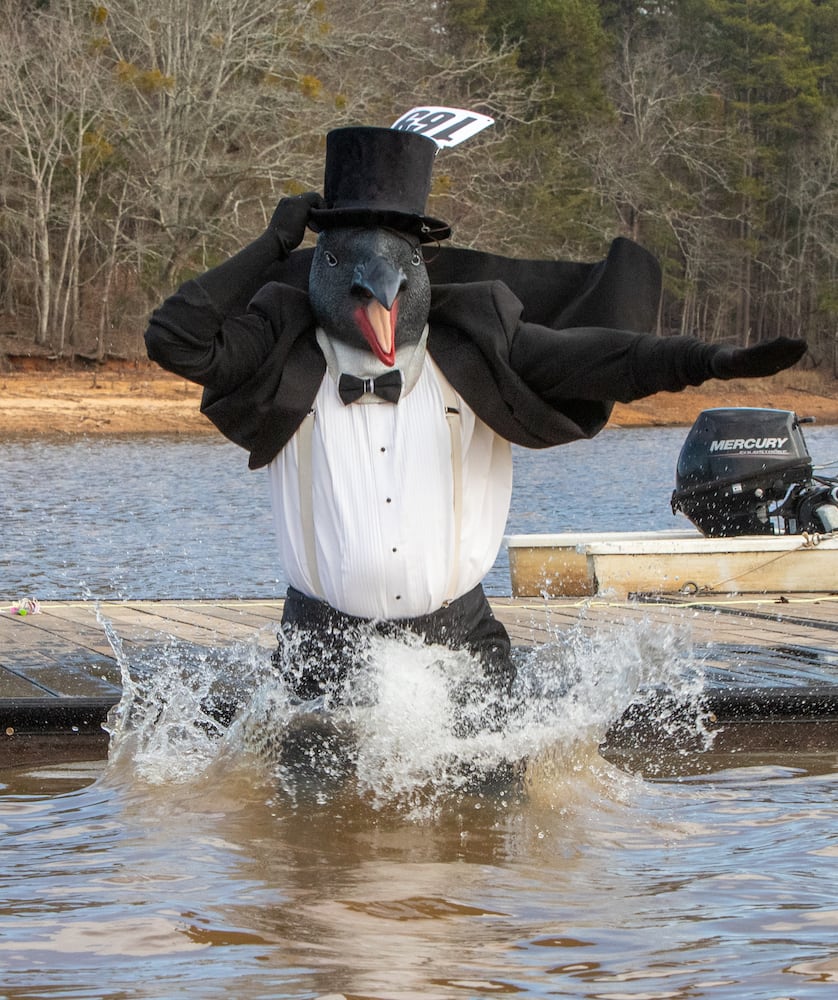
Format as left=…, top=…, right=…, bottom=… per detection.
left=351, top=256, right=406, bottom=367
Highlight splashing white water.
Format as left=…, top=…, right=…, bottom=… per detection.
left=99, top=604, right=710, bottom=813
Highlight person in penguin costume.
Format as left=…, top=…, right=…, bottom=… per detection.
left=145, top=124, right=806, bottom=712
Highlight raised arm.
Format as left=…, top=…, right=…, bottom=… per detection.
left=144, top=192, right=323, bottom=389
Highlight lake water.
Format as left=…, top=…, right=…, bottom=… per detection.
left=2, top=425, right=838, bottom=998
left=12, top=422, right=838, bottom=601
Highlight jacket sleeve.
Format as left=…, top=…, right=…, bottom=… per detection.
left=144, top=232, right=282, bottom=392
left=509, top=320, right=721, bottom=405
left=510, top=320, right=806, bottom=405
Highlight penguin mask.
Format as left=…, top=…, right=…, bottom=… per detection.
left=306, top=126, right=449, bottom=397
left=309, top=226, right=431, bottom=383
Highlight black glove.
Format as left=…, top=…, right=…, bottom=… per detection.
left=710, top=337, right=807, bottom=380
left=267, top=191, right=324, bottom=255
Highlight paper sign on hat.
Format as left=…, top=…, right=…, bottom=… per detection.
left=391, top=107, right=494, bottom=148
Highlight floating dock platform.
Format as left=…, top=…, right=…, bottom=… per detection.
left=2, top=595, right=838, bottom=773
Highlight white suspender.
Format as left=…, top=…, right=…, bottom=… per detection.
left=297, top=408, right=325, bottom=599
left=296, top=366, right=463, bottom=604
left=432, top=360, right=463, bottom=603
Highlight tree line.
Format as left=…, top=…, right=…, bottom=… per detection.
left=0, top=0, right=835, bottom=368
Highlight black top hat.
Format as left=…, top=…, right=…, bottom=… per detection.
left=308, top=126, right=451, bottom=243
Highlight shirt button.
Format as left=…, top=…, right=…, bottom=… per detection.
left=385, top=497, right=392, bottom=503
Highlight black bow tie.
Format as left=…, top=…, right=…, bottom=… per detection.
left=338, top=370, right=403, bottom=405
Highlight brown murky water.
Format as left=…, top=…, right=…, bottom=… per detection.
left=2, top=749, right=837, bottom=999
left=2, top=622, right=837, bottom=1000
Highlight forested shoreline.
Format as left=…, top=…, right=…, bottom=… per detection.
left=1, top=1, right=835, bottom=369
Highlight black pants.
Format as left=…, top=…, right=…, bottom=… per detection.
left=273, top=583, right=514, bottom=702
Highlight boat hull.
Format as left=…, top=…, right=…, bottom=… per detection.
left=506, top=530, right=838, bottom=597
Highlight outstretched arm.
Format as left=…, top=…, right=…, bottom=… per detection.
left=144, top=193, right=323, bottom=388
left=511, top=321, right=806, bottom=406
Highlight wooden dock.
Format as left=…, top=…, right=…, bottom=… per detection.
left=2, top=595, right=838, bottom=770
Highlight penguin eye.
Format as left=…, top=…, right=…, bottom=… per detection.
left=324, top=251, right=338, bottom=267
left=411, top=249, right=422, bottom=266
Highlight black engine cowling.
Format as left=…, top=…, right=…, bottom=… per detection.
left=671, top=407, right=838, bottom=537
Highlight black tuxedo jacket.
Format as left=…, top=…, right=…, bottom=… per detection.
left=146, top=238, right=712, bottom=470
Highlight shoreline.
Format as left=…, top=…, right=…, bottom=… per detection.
left=1, top=366, right=837, bottom=436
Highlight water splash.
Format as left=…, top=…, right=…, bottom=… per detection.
left=98, top=606, right=271, bottom=785
left=98, top=604, right=710, bottom=815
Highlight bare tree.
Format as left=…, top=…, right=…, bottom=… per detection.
left=782, top=108, right=838, bottom=362
left=100, top=0, right=541, bottom=274
left=0, top=0, right=543, bottom=355
left=573, top=22, right=749, bottom=339
left=0, top=1, right=113, bottom=349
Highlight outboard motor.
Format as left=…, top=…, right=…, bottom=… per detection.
left=671, top=407, right=838, bottom=536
